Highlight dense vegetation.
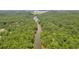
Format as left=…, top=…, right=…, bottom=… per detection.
left=0, top=10, right=79, bottom=49
left=39, top=11, right=79, bottom=48
left=0, top=11, right=36, bottom=48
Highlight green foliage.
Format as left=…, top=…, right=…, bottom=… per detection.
left=0, top=11, right=36, bottom=48
left=1, top=11, right=79, bottom=49
left=39, top=11, right=79, bottom=48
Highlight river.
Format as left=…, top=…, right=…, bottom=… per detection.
left=33, top=16, right=42, bottom=49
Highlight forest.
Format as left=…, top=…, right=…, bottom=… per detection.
left=0, top=10, right=79, bottom=49
left=0, top=10, right=36, bottom=48
left=39, top=11, right=79, bottom=48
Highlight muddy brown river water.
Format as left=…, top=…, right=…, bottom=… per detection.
left=33, top=16, right=42, bottom=49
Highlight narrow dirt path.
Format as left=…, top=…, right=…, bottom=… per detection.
left=33, top=16, right=42, bottom=49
